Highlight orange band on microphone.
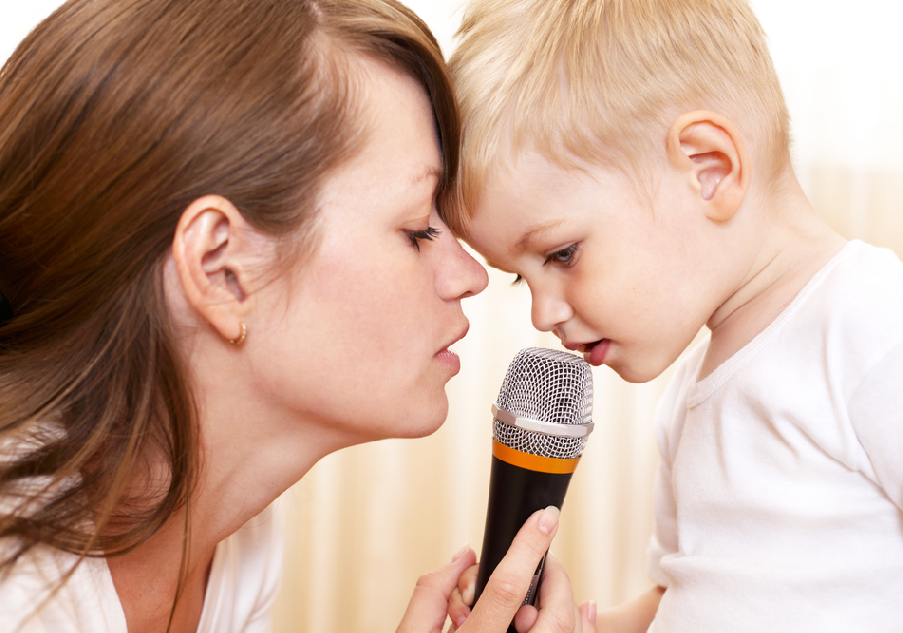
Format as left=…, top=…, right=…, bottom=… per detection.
left=492, top=440, right=581, bottom=474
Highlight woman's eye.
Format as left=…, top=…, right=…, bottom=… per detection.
left=543, top=243, right=579, bottom=267
left=405, top=226, right=441, bottom=251
left=511, top=274, right=525, bottom=287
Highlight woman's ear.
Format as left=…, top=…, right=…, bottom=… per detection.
left=666, top=110, right=751, bottom=222
left=171, top=195, right=254, bottom=344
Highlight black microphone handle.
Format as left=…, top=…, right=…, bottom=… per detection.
left=473, top=454, right=575, bottom=631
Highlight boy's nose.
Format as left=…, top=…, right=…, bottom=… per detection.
left=530, top=286, right=573, bottom=332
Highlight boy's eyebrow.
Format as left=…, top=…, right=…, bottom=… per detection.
left=515, top=219, right=567, bottom=250
left=474, top=219, right=567, bottom=271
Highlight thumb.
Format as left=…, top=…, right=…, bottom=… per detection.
left=463, top=506, right=560, bottom=632
left=397, top=545, right=477, bottom=633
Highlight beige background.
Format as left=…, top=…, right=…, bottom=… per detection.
left=3, top=1, right=901, bottom=631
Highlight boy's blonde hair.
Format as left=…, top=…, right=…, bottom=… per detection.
left=446, top=0, right=790, bottom=233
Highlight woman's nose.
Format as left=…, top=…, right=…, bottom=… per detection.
left=435, top=229, right=489, bottom=301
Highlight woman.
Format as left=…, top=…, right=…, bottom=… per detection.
left=0, top=0, right=592, bottom=631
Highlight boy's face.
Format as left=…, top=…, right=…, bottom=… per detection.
left=466, top=152, right=724, bottom=383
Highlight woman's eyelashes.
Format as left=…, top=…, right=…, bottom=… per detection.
left=406, top=225, right=441, bottom=251
left=543, top=243, right=580, bottom=267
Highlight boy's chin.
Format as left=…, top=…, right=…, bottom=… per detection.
left=608, top=356, right=672, bottom=384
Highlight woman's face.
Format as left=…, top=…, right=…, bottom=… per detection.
left=248, top=58, right=488, bottom=446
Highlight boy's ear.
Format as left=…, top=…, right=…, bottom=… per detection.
left=171, top=194, right=254, bottom=344
left=666, top=111, right=751, bottom=221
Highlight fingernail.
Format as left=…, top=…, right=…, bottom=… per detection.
left=538, top=506, right=560, bottom=535
left=455, top=615, right=467, bottom=629
left=462, top=585, right=473, bottom=605
left=451, top=542, right=470, bottom=562
left=588, top=600, right=597, bottom=625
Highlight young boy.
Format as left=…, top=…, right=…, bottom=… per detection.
left=444, top=0, right=903, bottom=630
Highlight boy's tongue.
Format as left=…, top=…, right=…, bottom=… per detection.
left=584, top=339, right=609, bottom=366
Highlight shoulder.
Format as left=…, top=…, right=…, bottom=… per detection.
left=793, top=241, right=903, bottom=390
left=815, top=240, right=903, bottom=325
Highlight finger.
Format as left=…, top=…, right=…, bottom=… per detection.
left=513, top=605, right=539, bottom=632
left=462, top=506, right=560, bottom=632
left=448, top=586, right=471, bottom=631
left=458, top=564, right=479, bottom=606
left=529, top=552, right=577, bottom=633
left=397, top=545, right=477, bottom=633
left=578, top=600, right=596, bottom=630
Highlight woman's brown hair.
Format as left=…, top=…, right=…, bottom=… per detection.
left=0, top=0, right=457, bottom=622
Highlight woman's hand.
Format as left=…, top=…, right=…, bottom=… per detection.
left=397, top=506, right=596, bottom=632
left=450, top=551, right=597, bottom=633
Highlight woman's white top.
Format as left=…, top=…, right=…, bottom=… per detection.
left=1, top=501, right=283, bottom=633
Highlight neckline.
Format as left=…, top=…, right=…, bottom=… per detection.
left=687, top=239, right=860, bottom=407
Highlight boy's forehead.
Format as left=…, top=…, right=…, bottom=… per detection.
left=466, top=150, right=591, bottom=225
left=467, top=218, right=569, bottom=272
left=463, top=151, right=645, bottom=270
left=464, top=157, right=578, bottom=270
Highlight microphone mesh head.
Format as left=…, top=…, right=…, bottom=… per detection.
left=494, top=347, right=594, bottom=459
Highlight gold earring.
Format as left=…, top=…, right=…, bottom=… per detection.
left=228, top=322, right=247, bottom=346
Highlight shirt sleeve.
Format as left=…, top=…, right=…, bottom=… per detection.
left=848, top=340, right=903, bottom=512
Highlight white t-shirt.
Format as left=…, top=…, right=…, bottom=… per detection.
left=646, top=240, right=903, bottom=632
left=1, top=501, right=283, bottom=632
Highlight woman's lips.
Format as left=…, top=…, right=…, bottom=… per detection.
left=435, top=324, right=469, bottom=375
left=435, top=346, right=461, bottom=375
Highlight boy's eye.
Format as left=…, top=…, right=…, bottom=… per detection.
left=543, top=243, right=579, bottom=267
left=405, top=226, right=441, bottom=251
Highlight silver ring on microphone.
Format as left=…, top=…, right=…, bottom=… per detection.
left=491, top=403, right=594, bottom=439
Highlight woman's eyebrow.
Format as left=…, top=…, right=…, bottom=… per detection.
left=412, top=165, right=443, bottom=189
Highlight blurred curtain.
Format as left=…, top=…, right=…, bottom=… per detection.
left=272, top=1, right=903, bottom=630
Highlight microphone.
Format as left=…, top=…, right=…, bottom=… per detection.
left=473, top=347, right=594, bottom=627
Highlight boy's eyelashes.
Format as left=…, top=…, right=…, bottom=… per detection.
left=508, top=243, right=581, bottom=286
left=543, top=243, right=580, bottom=267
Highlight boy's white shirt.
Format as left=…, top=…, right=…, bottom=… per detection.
left=647, top=240, right=903, bottom=631
left=0, top=501, right=284, bottom=633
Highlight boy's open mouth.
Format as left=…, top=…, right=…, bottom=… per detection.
left=581, top=339, right=609, bottom=366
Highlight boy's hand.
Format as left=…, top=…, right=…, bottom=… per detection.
left=593, top=586, right=665, bottom=633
